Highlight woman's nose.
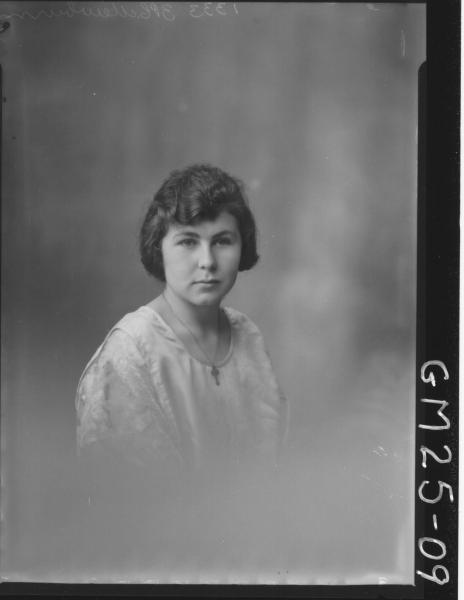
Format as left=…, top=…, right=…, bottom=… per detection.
left=198, top=243, right=216, bottom=270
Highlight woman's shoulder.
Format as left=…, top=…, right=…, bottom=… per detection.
left=109, top=305, right=174, bottom=347
left=223, top=306, right=264, bottom=340
left=78, top=306, right=170, bottom=382
left=113, top=305, right=160, bottom=336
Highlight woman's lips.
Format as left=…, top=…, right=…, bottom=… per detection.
left=195, top=280, right=220, bottom=284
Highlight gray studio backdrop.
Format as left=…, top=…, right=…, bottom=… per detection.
left=1, top=1, right=425, bottom=584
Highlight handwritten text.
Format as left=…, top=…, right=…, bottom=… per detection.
left=0, top=2, right=239, bottom=23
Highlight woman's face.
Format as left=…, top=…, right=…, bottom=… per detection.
left=161, top=211, right=242, bottom=309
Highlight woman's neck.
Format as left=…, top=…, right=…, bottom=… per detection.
left=161, top=288, right=220, bottom=335
left=149, top=289, right=230, bottom=364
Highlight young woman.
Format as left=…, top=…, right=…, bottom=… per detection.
left=76, top=164, right=288, bottom=473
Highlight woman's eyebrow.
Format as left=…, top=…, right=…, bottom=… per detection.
left=173, top=229, right=237, bottom=239
left=212, top=229, right=237, bottom=238
left=173, top=230, right=200, bottom=239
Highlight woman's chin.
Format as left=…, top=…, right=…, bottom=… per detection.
left=167, top=286, right=229, bottom=309
left=189, top=286, right=226, bottom=304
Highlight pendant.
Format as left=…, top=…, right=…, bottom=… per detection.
left=211, top=365, right=220, bottom=386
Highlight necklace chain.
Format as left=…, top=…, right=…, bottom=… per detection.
left=162, top=293, right=221, bottom=385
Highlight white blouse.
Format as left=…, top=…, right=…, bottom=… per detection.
left=76, top=305, right=288, bottom=471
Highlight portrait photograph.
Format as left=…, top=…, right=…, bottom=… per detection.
left=0, top=0, right=441, bottom=591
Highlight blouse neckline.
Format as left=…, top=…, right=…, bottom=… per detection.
left=139, top=304, right=235, bottom=369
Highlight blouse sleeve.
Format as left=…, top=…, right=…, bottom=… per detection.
left=75, top=328, right=181, bottom=470
left=257, top=321, right=290, bottom=461
left=277, top=386, right=289, bottom=458
left=263, top=346, right=289, bottom=461
left=235, top=307, right=290, bottom=462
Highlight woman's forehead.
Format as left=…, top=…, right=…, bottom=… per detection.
left=167, top=211, right=239, bottom=236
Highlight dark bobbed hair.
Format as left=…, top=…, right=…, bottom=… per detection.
left=140, top=164, right=259, bottom=281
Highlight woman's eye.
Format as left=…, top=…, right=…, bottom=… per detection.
left=179, top=239, right=197, bottom=247
left=215, top=237, right=232, bottom=246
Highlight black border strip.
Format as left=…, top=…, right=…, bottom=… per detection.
left=413, top=0, right=460, bottom=599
